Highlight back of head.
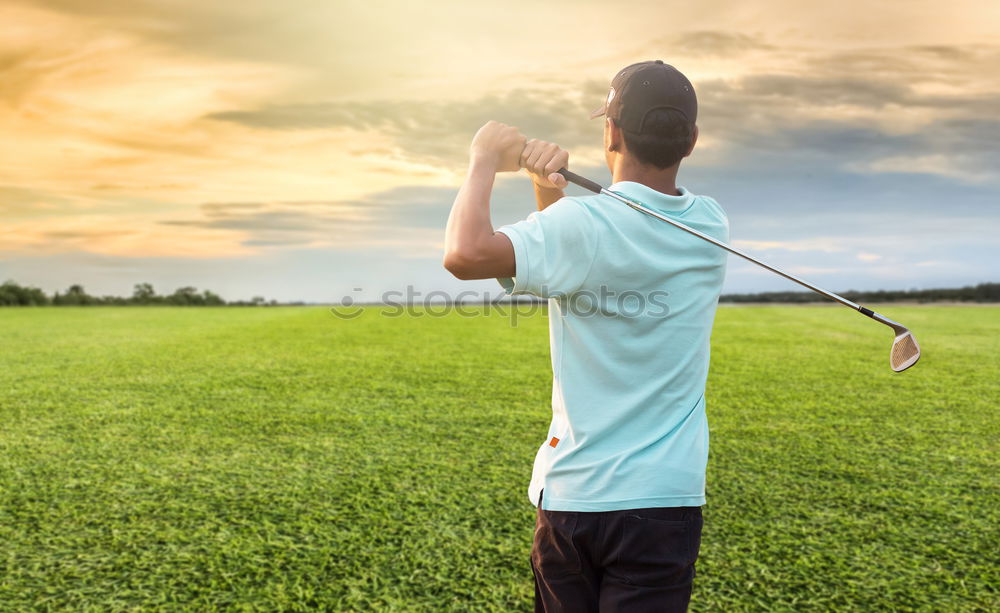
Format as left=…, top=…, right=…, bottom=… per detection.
left=591, top=60, right=698, bottom=170
left=620, top=108, right=694, bottom=170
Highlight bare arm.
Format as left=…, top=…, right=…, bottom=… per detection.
left=520, top=139, right=570, bottom=211
left=532, top=183, right=564, bottom=211
left=442, top=159, right=517, bottom=280
left=442, top=121, right=524, bottom=280
left=443, top=126, right=573, bottom=280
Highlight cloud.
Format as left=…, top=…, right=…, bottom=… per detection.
left=205, top=87, right=605, bottom=169
left=726, top=74, right=911, bottom=109
left=0, top=48, right=49, bottom=108
left=732, top=239, right=844, bottom=253
left=157, top=174, right=544, bottom=254
left=847, top=153, right=996, bottom=184
left=0, top=185, right=76, bottom=216
left=670, top=31, right=776, bottom=56
left=199, top=38, right=1000, bottom=186
left=0, top=214, right=253, bottom=258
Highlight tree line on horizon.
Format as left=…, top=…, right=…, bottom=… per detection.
left=0, top=282, right=281, bottom=307
left=1, top=279, right=998, bottom=307
left=719, top=282, right=1000, bottom=304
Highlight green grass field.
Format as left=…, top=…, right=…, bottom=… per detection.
left=0, top=305, right=997, bottom=611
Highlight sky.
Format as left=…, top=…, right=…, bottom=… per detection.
left=2, top=0, right=998, bottom=303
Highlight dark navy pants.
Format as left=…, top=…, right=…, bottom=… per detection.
left=531, top=493, right=703, bottom=613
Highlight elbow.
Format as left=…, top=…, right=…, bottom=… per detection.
left=443, top=251, right=475, bottom=280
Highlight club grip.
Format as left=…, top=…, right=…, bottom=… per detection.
left=558, top=168, right=604, bottom=194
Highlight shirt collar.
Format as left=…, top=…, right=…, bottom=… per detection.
left=606, top=181, right=694, bottom=214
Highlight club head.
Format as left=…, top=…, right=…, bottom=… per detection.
left=867, top=310, right=921, bottom=372
left=890, top=329, right=921, bottom=372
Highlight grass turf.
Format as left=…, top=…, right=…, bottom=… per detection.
left=0, top=305, right=996, bottom=611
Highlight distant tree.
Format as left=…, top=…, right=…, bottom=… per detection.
left=720, top=282, right=1000, bottom=304
left=53, top=284, right=95, bottom=306
left=132, top=283, right=157, bottom=304
left=202, top=290, right=225, bottom=306
left=11, top=277, right=993, bottom=307
left=167, top=286, right=203, bottom=306
left=0, top=281, right=49, bottom=306
left=977, top=283, right=1000, bottom=302
left=0, top=280, right=244, bottom=306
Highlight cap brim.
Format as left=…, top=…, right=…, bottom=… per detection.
left=589, top=104, right=607, bottom=119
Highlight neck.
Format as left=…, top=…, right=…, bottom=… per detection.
left=611, top=155, right=682, bottom=196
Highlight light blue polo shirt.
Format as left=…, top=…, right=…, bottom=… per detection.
left=496, top=181, right=728, bottom=512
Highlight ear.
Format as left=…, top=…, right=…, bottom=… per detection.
left=684, top=125, right=699, bottom=157
left=607, top=118, right=624, bottom=153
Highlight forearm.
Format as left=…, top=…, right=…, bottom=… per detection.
left=444, top=158, right=499, bottom=265
left=443, top=120, right=521, bottom=280
left=533, top=181, right=564, bottom=211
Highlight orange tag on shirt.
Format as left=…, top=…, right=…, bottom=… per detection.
left=549, top=437, right=560, bottom=448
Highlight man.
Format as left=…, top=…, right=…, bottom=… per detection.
left=443, top=61, right=728, bottom=612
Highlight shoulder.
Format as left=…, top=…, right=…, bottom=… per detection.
left=543, top=195, right=596, bottom=215
left=500, top=196, right=601, bottom=248
left=534, top=195, right=601, bottom=228
left=687, top=189, right=725, bottom=213
left=550, top=193, right=614, bottom=223
left=690, top=192, right=728, bottom=224
left=688, top=192, right=730, bottom=243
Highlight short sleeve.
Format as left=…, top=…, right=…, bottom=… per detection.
left=495, top=198, right=598, bottom=298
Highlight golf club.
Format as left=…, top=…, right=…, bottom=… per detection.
left=557, top=168, right=921, bottom=372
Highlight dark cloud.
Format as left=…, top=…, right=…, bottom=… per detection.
left=696, top=111, right=1000, bottom=182
left=199, top=202, right=266, bottom=214
left=687, top=56, right=1000, bottom=184
left=812, top=44, right=1000, bottom=80
left=208, top=103, right=386, bottom=131
left=0, top=49, right=45, bottom=106
left=730, top=75, right=911, bottom=108
left=0, top=48, right=70, bottom=110
left=165, top=210, right=334, bottom=233
left=158, top=172, right=561, bottom=250
left=680, top=152, right=999, bottom=226
left=199, top=39, right=1000, bottom=186
left=240, top=238, right=305, bottom=247
left=205, top=86, right=604, bottom=168
left=44, top=229, right=137, bottom=240
left=190, top=37, right=1000, bottom=253
left=0, top=185, right=75, bottom=216
left=699, top=67, right=1000, bottom=119
left=90, top=183, right=193, bottom=192
left=929, top=118, right=1000, bottom=153
left=670, top=31, right=776, bottom=56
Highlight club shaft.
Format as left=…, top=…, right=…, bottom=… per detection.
left=558, top=168, right=863, bottom=312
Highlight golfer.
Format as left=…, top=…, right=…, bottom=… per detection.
left=443, top=61, right=728, bottom=612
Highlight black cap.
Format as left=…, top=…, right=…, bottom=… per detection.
left=590, top=60, right=697, bottom=132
